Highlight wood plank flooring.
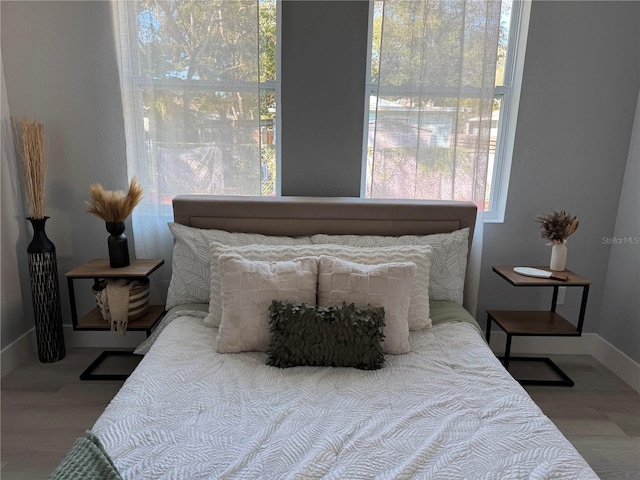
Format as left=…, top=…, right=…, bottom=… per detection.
left=1, top=349, right=125, bottom=480
left=523, top=355, right=640, bottom=479
left=1, top=349, right=639, bottom=479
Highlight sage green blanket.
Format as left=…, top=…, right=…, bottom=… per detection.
left=48, top=430, right=121, bottom=480
left=429, top=299, right=482, bottom=333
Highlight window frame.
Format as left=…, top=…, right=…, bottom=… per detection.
left=260, top=0, right=282, bottom=196
left=484, top=0, right=531, bottom=222
left=271, top=0, right=282, bottom=195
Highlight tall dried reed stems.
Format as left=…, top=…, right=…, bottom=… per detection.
left=13, top=116, right=47, bottom=219
left=86, top=177, right=144, bottom=223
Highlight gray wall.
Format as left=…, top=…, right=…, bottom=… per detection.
left=1, top=58, right=30, bottom=349
left=597, top=92, right=640, bottom=362
left=1, top=1, right=130, bottom=349
left=477, top=0, right=640, bottom=362
left=2, top=1, right=639, bottom=361
left=281, top=1, right=369, bottom=196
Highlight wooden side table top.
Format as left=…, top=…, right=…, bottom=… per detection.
left=65, top=259, right=164, bottom=278
left=492, top=266, right=591, bottom=286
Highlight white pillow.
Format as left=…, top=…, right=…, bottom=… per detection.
left=317, top=256, right=415, bottom=355
left=165, top=223, right=312, bottom=310
left=311, top=228, right=469, bottom=305
left=206, top=243, right=432, bottom=330
left=216, top=254, right=319, bottom=353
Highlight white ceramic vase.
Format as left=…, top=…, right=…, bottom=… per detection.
left=550, top=243, right=567, bottom=271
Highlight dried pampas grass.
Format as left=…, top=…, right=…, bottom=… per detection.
left=535, top=210, right=579, bottom=245
left=13, top=116, right=47, bottom=219
left=86, top=178, right=143, bottom=223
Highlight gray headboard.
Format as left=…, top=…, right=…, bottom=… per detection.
left=172, top=194, right=477, bottom=256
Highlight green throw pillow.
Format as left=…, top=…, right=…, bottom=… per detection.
left=267, top=301, right=386, bottom=370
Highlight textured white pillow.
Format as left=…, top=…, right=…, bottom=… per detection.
left=317, top=256, right=415, bottom=355
left=165, top=223, right=312, bottom=310
left=311, top=229, right=468, bottom=305
left=216, top=254, right=319, bottom=353
left=206, top=243, right=432, bottom=330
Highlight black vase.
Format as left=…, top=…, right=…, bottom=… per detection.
left=27, top=217, right=66, bottom=363
left=106, top=221, right=130, bottom=268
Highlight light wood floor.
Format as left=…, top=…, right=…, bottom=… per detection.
left=1, top=349, right=639, bottom=479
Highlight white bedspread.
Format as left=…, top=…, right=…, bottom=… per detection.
left=93, top=315, right=598, bottom=479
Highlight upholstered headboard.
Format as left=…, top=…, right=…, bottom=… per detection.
left=172, top=194, right=476, bottom=249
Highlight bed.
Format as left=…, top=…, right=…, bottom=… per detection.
left=89, top=195, right=599, bottom=479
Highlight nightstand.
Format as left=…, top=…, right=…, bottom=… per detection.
left=486, top=266, right=590, bottom=387
left=65, top=259, right=165, bottom=380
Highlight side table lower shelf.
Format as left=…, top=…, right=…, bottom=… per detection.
left=76, top=305, right=165, bottom=333
left=78, top=305, right=165, bottom=381
left=486, top=310, right=581, bottom=387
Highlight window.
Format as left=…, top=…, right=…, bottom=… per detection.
left=114, top=0, right=528, bottom=230
left=364, top=0, right=530, bottom=221
left=115, top=0, right=279, bottom=205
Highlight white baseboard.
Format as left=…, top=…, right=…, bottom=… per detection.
left=586, top=335, right=640, bottom=393
left=1, top=329, right=35, bottom=378
left=1, top=325, right=146, bottom=378
left=489, top=332, right=640, bottom=393
left=488, top=332, right=592, bottom=356
left=64, top=325, right=146, bottom=349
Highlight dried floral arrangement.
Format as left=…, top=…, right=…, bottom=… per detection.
left=534, top=210, right=579, bottom=245
left=13, top=116, right=47, bottom=219
left=86, top=178, right=143, bottom=223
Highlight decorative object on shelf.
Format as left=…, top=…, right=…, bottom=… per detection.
left=513, top=266, right=568, bottom=282
left=86, top=177, right=143, bottom=268
left=92, top=278, right=150, bottom=335
left=534, top=210, right=579, bottom=272
left=13, top=116, right=65, bottom=363
left=106, top=221, right=129, bottom=268
left=549, top=243, right=567, bottom=272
